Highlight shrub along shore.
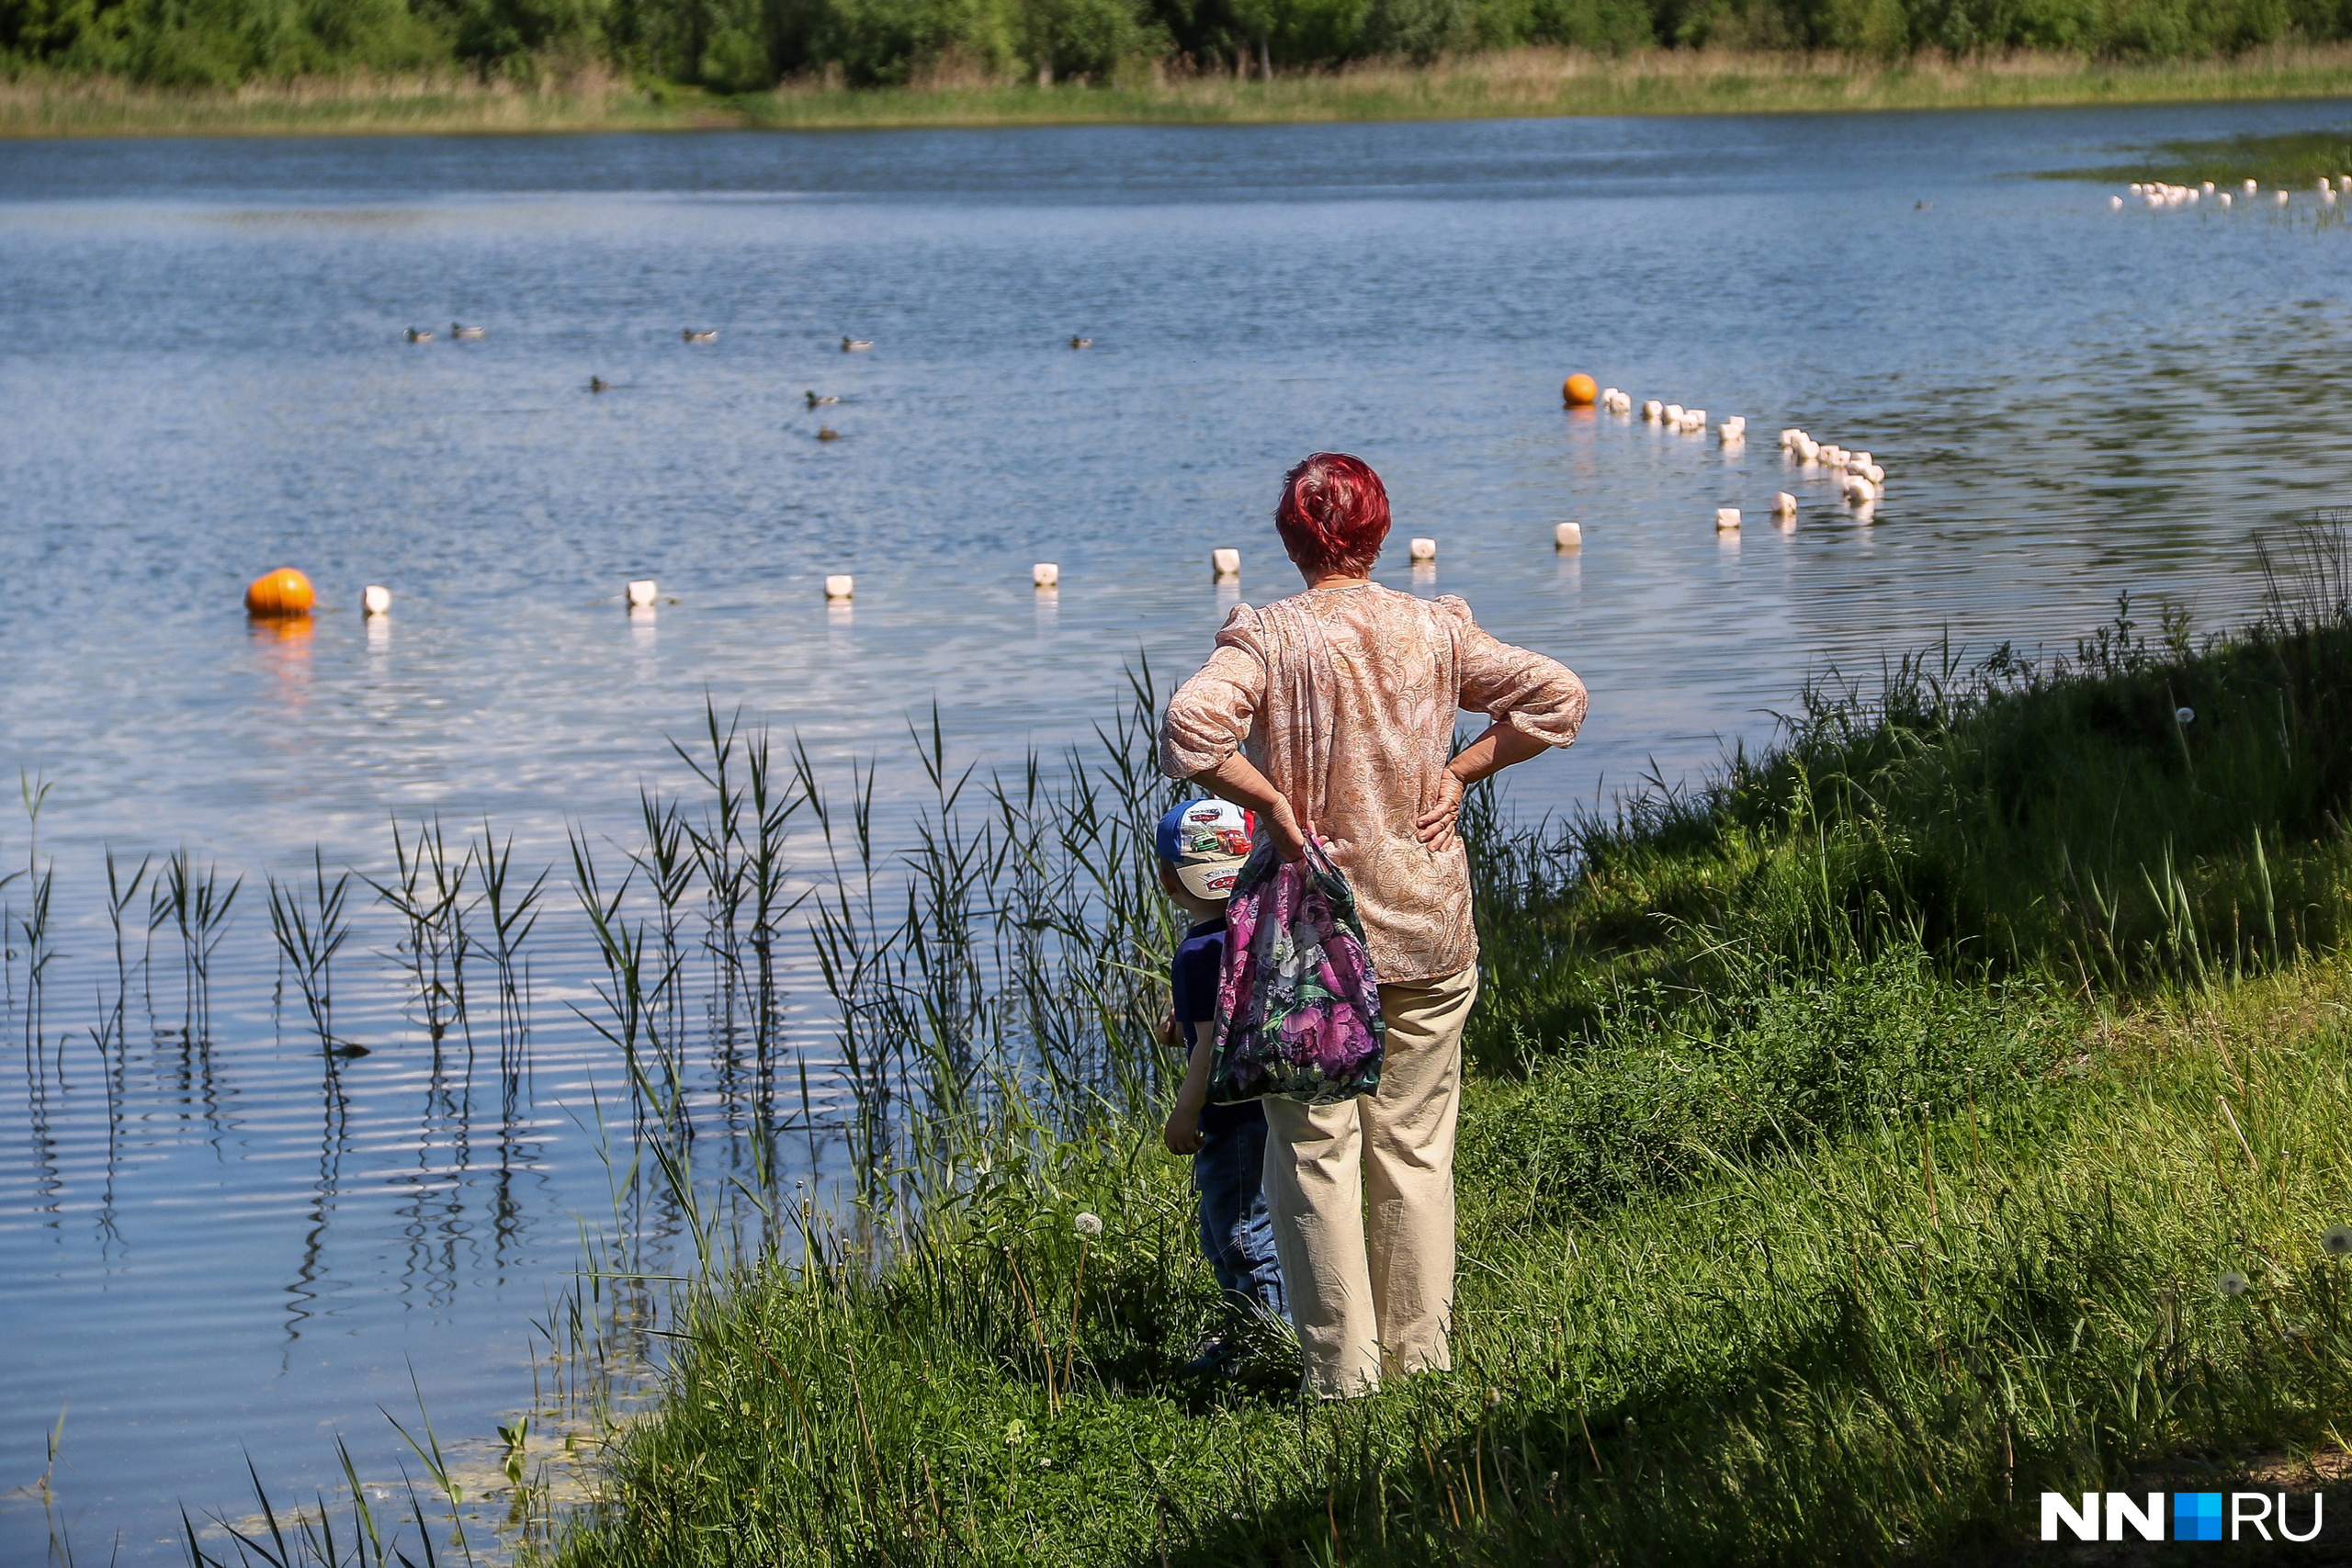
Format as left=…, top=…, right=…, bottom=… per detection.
left=7, top=45, right=2352, bottom=137
left=533, top=563, right=2352, bottom=1565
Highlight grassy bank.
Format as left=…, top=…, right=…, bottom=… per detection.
left=510, top=560, right=2352, bottom=1566
left=12, top=44, right=2352, bottom=138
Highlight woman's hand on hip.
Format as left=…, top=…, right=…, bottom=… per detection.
left=1416, top=770, right=1466, bottom=852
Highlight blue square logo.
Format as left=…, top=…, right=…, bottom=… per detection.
left=2175, top=1492, right=2225, bottom=1541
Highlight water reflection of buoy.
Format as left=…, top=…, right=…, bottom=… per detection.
left=1212, top=547, right=1241, bottom=579
left=1408, top=537, right=1436, bottom=562
left=627, top=579, right=658, bottom=608
left=825, top=574, right=854, bottom=601
left=1555, top=523, right=1581, bottom=550
left=362, top=584, right=391, bottom=616
left=1033, top=563, right=1059, bottom=588
left=245, top=568, right=314, bottom=618
left=1563, top=373, right=1598, bottom=406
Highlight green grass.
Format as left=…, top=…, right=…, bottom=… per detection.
left=13, top=44, right=2352, bottom=138
left=2044, top=120, right=2352, bottom=186
left=548, top=962, right=2352, bottom=1566
left=532, top=565, right=2352, bottom=1567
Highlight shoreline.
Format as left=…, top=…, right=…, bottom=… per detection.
left=6, top=46, right=2352, bottom=139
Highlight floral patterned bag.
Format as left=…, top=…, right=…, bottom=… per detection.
left=1206, top=833, right=1385, bottom=1105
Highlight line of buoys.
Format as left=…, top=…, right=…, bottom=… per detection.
left=1212, top=547, right=1241, bottom=580
left=245, top=568, right=315, bottom=618
left=1408, top=537, right=1437, bottom=563
left=1554, top=523, right=1581, bottom=550
left=1033, top=563, right=1059, bottom=589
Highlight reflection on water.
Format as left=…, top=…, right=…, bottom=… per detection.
left=5, top=96, right=2352, bottom=1563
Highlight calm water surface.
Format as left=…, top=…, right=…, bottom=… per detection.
left=4, top=100, right=2351, bottom=1564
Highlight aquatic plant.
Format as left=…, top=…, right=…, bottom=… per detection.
left=368, top=816, right=472, bottom=1051
left=267, top=849, right=356, bottom=1053
left=153, top=847, right=242, bottom=1045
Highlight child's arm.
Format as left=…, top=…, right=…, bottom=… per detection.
left=1162, top=1025, right=1215, bottom=1156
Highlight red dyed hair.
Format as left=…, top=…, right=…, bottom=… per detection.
left=1274, top=453, right=1390, bottom=577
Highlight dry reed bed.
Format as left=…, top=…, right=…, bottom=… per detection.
left=9, top=43, right=2352, bottom=137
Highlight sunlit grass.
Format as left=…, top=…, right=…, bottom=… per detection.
left=10, top=44, right=2352, bottom=139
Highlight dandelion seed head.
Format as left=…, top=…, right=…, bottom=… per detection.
left=2220, top=1269, right=2250, bottom=1297
left=1074, top=1212, right=1103, bottom=1237
left=2177, top=706, right=2196, bottom=726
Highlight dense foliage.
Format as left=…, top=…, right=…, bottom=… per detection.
left=6, top=0, right=2352, bottom=95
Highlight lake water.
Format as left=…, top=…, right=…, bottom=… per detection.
left=5, top=97, right=2351, bottom=1565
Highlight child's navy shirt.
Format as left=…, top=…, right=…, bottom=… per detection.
left=1171, top=915, right=1261, bottom=1132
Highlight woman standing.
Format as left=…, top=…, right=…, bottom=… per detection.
left=1159, top=453, right=1587, bottom=1397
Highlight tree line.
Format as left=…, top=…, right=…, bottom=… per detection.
left=4, top=0, right=2346, bottom=95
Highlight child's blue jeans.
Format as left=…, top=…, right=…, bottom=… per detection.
left=1196, top=1102, right=1285, bottom=1321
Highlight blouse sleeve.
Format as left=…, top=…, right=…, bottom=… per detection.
left=1434, top=596, right=1589, bottom=749
left=1159, top=604, right=1272, bottom=779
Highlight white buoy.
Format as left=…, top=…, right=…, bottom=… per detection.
left=1772, top=491, right=1797, bottom=517
left=1796, top=437, right=1820, bottom=463
left=2221, top=192, right=2233, bottom=208
left=2110, top=196, right=2123, bottom=209
left=362, top=584, right=391, bottom=616
left=1715, top=507, right=1740, bottom=531
left=1864, top=464, right=1884, bottom=484
left=2278, top=190, right=2291, bottom=206
left=1663, top=403, right=1684, bottom=423
left=1643, top=399, right=1663, bottom=422
left=1212, top=547, right=1241, bottom=578
left=2202, top=181, right=2215, bottom=195
left=1408, top=537, right=1437, bottom=562
left=1687, top=409, right=1707, bottom=430
left=2245, top=179, right=2259, bottom=193
left=824, top=574, right=854, bottom=601
left=1844, top=476, right=1878, bottom=503
left=627, top=579, right=658, bottom=608
left=1033, top=563, right=1059, bottom=589
left=1555, top=522, right=1582, bottom=550
left=2129, top=183, right=2143, bottom=195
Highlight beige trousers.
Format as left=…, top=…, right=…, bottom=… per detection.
left=1261, top=964, right=1478, bottom=1397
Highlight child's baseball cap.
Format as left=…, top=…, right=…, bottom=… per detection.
left=1155, top=799, right=1255, bottom=902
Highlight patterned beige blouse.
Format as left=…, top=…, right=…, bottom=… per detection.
left=1159, top=582, right=1588, bottom=984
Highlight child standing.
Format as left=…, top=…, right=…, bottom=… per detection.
left=1156, top=798, right=1286, bottom=1376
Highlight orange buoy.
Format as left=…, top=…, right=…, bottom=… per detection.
left=244, top=568, right=315, bottom=618
left=1563, top=373, right=1599, bottom=407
